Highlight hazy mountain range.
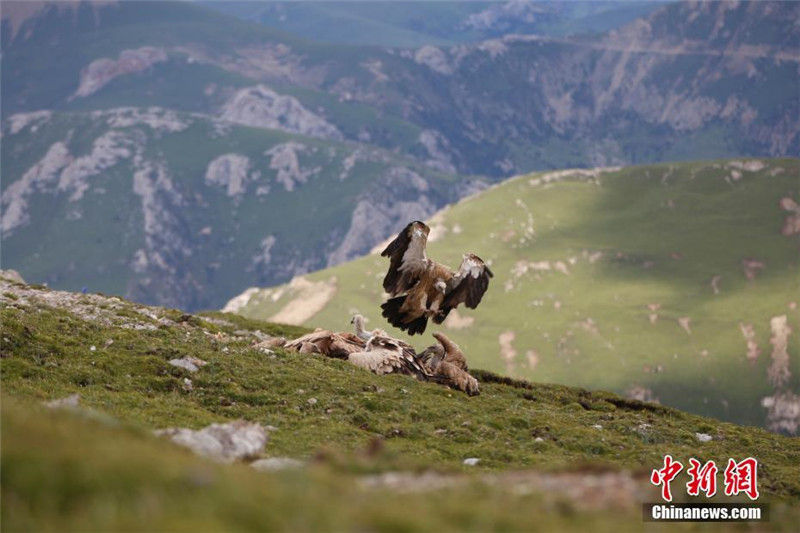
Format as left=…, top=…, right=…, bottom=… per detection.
left=2, top=0, right=798, bottom=310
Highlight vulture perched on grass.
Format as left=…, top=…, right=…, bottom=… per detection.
left=380, top=221, right=493, bottom=335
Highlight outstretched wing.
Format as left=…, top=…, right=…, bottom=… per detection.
left=380, top=221, right=430, bottom=295
left=438, top=254, right=493, bottom=316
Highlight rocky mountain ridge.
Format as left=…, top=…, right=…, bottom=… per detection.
left=1, top=0, right=797, bottom=309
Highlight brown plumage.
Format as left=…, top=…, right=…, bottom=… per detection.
left=283, top=325, right=479, bottom=395
left=419, top=332, right=480, bottom=396
left=380, top=221, right=493, bottom=336
left=284, top=326, right=430, bottom=380
left=283, top=329, right=365, bottom=358
left=348, top=334, right=430, bottom=379
left=432, top=331, right=468, bottom=371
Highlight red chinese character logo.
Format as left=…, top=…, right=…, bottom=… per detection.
left=724, top=457, right=759, bottom=500
left=651, top=454, right=684, bottom=502
left=686, top=458, right=718, bottom=497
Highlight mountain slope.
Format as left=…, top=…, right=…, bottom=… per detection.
left=229, top=158, right=800, bottom=432
left=1, top=0, right=798, bottom=312
left=2, top=276, right=800, bottom=530
left=205, top=1, right=666, bottom=48
left=1, top=108, right=474, bottom=310
left=3, top=0, right=798, bottom=176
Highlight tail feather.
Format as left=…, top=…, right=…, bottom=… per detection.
left=381, top=296, right=428, bottom=336
left=406, top=315, right=428, bottom=336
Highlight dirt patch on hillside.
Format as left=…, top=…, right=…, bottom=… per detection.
left=647, top=303, right=660, bottom=324
left=741, top=259, right=765, bottom=280
left=498, top=330, right=517, bottom=373
left=443, top=310, right=474, bottom=330
left=626, top=386, right=660, bottom=404
left=526, top=350, right=539, bottom=370
left=269, top=276, right=337, bottom=325
left=710, top=275, right=721, bottom=294
left=779, top=197, right=800, bottom=236
left=739, top=323, right=761, bottom=363
left=767, top=315, right=791, bottom=388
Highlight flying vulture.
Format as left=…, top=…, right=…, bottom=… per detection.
left=380, top=220, right=493, bottom=335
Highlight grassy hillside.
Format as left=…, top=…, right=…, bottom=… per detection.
left=2, top=276, right=800, bottom=530
left=230, top=158, right=800, bottom=431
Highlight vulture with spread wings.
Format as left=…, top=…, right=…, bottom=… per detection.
left=380, top=221, right=493, bottom=335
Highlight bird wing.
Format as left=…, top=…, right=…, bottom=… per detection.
left=440, top=255, right=493, bottom=311
left=285, top=330, right=365, bottom=358
left=381, top=221, right=430, bottom=295
left=432, top=332, right=469, bottom=371
left=367, top=335, right=431, bottom=378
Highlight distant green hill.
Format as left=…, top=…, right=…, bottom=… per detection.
left=2, top=275, right=799, bottom=530
left=229, top=159, right=800, bottom=431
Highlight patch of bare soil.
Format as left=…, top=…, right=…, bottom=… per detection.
left=767, top=315, right=791, bottom=388
left=498, top=330, right=517, bottom=374
left=779, top=197, right=800, bottom=236
left=741, top=258, right=765, bottom=280
left=626, top=386, right=660, bottom=404
left=739, top=323, right=760, bottom=363
left=647, top=303, right=660, bottom=324
left=442, top=309, right=474, bottom=330
left=710, top=275, right=721, bottom=294
left=269, top=276, right=337, bottom=325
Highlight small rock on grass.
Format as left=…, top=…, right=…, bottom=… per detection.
left=695, top=432, right=713, bottom=442
left=251, top=457, right=304, bottom=471
left=155, top=421, right=270, bottom=463
left=463, top=457, right=480, bottom=466
left=44, top=393, right=80, bottom=409
left=168, top=357, right=207, bottom=372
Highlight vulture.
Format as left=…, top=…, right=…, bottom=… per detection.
left=347, top=334, right=430, bottom=380
left=380, top=221, right=493, bottom=335
left=418, top=332, right=479, bottom=396
left=282, top=322, right=480, bottom=395
left=350, top=314, right=387, bottom=342
left=283, top=329, right=365, bottom=358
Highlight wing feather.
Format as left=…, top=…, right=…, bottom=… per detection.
left=440, top=255, right=493, bottom=312
left=380, top=221, right=430, bottom=295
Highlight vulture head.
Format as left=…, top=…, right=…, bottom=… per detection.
left=410, top=220, right=430, bottom=239
left=460, top=253, right=494, bottom=278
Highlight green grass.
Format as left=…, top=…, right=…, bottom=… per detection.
left=3, top=280, right=800, bottom=530
left=233, top=158, right=800, bottom=430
